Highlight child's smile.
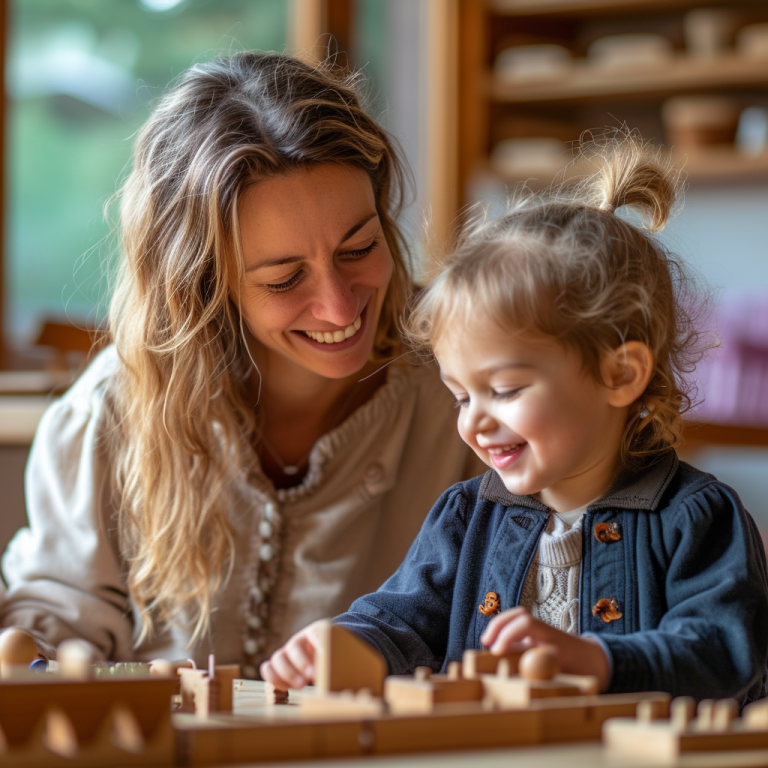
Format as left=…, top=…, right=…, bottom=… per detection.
left=436, top=319, right=628, bottom=513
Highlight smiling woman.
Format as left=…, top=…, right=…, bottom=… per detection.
left=0, top=51, right=483, bottom=675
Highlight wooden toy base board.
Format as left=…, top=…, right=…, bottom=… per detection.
left=605, top=719, right=768, bottom=764
left=173, top=683, right=669, bottom=765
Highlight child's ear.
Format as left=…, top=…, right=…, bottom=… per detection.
left=601, top=341, right=654, bottom=408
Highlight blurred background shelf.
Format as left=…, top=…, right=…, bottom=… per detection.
left=459, top=0, right=768, bottom=202
left=491, top=0, right=755, bottom=19
left=490, top=54, right=768, bottom=105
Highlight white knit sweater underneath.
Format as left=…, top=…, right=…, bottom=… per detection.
left=518, top=506, right=587, bottom=634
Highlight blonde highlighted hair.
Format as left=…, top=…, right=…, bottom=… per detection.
left=108, top=52, right=413, bottom=644
left=407, top=133, right=706, bottom=465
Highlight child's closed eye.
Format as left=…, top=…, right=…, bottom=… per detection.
left=494, top=388, right=523, bottom=400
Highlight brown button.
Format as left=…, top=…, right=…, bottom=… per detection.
left=594, top=522, right=621, bottom=543
left=592, top=597, right=623, bottom=623
left=478, top=591, right=501, bottom=616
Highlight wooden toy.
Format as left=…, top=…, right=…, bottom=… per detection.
left=604, top=695, right=768, bottom=763
left=313, top=621, right=387, bottom=697
left=0, top=674, right=177, bottom=766
left=0, top=628, right=39, bottom=678
left=57, top=639, right=96, bottom=680
left=461, top=648, right=522, bottom=678
left=178, top=655, right=240, bottom=717
left=384, top=663, right=483, bottom=714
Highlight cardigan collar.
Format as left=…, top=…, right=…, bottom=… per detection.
left=479, top=450, right=680, bottom=514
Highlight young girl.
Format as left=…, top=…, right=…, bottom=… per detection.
left=261, top=136, right=768, bottom=705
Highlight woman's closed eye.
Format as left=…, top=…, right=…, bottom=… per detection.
left=341, top=237, right=379, bottom=260
left=265, top=271, right=304, bottom=292
left=263, top=237, right=380, bottom=292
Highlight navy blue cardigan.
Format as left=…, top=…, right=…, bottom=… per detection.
left=335, top=452, right=768, bottom=705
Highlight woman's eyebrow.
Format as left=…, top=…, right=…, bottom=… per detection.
left=245, top=212, right=379, bottom=273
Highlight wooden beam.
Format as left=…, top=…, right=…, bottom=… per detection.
left=0, top=0, right=6, bottom=368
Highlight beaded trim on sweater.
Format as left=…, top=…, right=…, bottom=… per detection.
left=519, top=511, right=585, bottom=634
left=239, top=363, right=415, bottom=677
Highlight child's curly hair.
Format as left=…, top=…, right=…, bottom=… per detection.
left=406, top=132, right=708, bottom=466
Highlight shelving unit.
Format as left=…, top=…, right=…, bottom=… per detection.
left=458, top=0, right=768, bottom=198
left=456, top=0, right=768, bottom=449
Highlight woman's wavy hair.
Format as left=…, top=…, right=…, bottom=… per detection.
left=406, top=132, right=707, bottom=467
left=107, top=51, right=414, bottom=644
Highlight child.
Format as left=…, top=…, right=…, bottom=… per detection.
left=261, top=136, right=768, bottom=705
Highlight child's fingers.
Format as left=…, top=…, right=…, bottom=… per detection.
left=489, top=611, right=556, bottom=654
left=259, top=658, right=294, bottom=690
left=268, top=649, right=311, bottom=689
left=480, top=607, right=530, bottom=647
left=283, top=634, right=316, bottom=680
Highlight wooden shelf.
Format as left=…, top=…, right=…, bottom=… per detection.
left=489, top=0, right=752, bottom=18
left=490, top=148, right=768, bottom=187
left=683, top=420, right=768, bottom=448
left=490, top=54, right=768, bottom=105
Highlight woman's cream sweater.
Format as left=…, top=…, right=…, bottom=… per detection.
left=0, top=346, right=483, bottom=675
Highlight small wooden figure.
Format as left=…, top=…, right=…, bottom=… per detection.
left=0, top=628, right=39, bottom=678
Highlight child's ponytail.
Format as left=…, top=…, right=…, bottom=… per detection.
left=581, top=131, right=682, bottom=231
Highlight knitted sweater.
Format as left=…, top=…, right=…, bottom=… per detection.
left=518, top=506, right=586, bottom=633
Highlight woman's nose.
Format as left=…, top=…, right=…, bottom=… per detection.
left=310, top=267, right=359, bottom=327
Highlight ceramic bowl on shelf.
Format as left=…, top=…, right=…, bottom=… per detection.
left=737, top=23, right=768, bottom=58
left=587, top=33, right=674, bottom=69
left=662, top=96, right=741, bottom=149
left=494, top=44, right=572, bottom=82
left=490, top=137, right=569, bottom=180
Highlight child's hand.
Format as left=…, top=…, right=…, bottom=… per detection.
left=259, top=620, right=324, bottom=690
left=480, top=607, right=610, bottom=691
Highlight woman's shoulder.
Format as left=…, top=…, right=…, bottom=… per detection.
left=34, top=344, right=120, bottom=437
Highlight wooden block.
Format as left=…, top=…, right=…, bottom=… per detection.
left=481, top=673, right=598, bottom=709
left=461, top=649, right=522, bottom=678
left=384, top=672, right=483, bottom=714
left=604, top=695, right=768, bottom=762
left=300, top=689, right=385, bottom=719
left=263, top=682, right=289, bottom=705
left=212, top=665, right=240, bottom=713
left=314, top=621, right=387, bottom=698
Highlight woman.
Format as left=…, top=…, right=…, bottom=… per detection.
left=0, top=52, right=482, bottom=677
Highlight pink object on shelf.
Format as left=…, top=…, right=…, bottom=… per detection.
left=690, top=292, right=768, bottom=426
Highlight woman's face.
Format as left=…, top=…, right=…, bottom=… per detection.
left=237, top=164, right=394, bottom=381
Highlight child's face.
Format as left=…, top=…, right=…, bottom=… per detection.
left=435, top=320, right=629, bottom=513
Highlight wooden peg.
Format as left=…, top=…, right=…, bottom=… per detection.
left=447, top=661, right=461, bottom=680
left=414, top=666, right=432, bottom=681
left=744, top=698, right=768, bottom=730
left=637, top=699, right=666, bottom=723
left=712, top=699, right=739, bottom=731
left=670, top=696, right=696, bottom=730
left=695, top=699, right=716, bottom=730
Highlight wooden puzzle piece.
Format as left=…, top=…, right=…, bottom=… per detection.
left=604, top=695, right=768, bottom=762
left=384, top=662, right=484, bottom=714
left=178, top=655, right=241, bottom=717
left=313, top=621, right=387, bottom=698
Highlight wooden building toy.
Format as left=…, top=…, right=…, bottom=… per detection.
left=604, top=695, right=768, bottom=762
left=0, top=674, right=177, bottom=767
left=384, top=662, right=484, bottom=714
left=178, top=655, right=241, bottom=718
left=313, top=621, right=387, bottom=697
left=480, top=646, right=600, bottom=709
